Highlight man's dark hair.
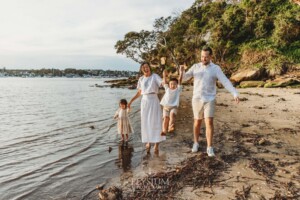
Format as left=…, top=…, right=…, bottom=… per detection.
left=202, top=46, right=213, bottom=55
left=169, top=78, right=178, bottom=84
left=120, top=99, right=128, bottom=106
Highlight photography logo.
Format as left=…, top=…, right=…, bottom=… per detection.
left=131, top=177, right=170, bottom=192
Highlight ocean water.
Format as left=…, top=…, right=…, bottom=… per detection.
left=0, top=77, right=143, bottom=200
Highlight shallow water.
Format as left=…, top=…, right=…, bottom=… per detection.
left=0, top=77, right=143, bottom=200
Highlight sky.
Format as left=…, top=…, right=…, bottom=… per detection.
left=0, top=0, right=194, bottom=71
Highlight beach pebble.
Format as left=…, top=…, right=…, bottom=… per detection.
left=98, top=186, right=122, bottom=200
left=254, top=106, right=263, bottom=109
left=277, top=98, right=286, bottom=101
left=90, top=125, right=95, bottom=129
left=258, top=138, right=266, bottom=145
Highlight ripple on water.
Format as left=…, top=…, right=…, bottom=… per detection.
left=0, top=78, right=142, bottom=200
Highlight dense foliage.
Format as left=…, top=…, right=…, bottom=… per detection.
left=115, top=0, right=300, bottom=75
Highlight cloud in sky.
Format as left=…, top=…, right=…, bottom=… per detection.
left=0, top=0, right=194, bottom=70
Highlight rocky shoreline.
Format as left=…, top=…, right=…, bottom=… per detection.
left=100, top=67, right=300, bottom=90
left=103, top=77, right=138, bottom=89
left=230, top=69, right=300, bottom=89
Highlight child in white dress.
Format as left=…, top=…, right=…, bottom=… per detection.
left=160, top=69, right=183, bottom=136
left=114, top=99, right=133, bottom=142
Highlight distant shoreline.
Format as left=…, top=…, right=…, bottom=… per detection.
left=0, top=68, right=139, bottom=78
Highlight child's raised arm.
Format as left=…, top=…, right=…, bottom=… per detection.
left=162, top=69, right=168, bottom=85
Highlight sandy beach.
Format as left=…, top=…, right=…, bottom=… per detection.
left=97, top=86, right=300, bottom=199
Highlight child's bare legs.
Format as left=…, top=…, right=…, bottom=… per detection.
left=121, top=134, right=125, bottom=141
left=168, top=112, right=176, bottom=132
left=125, top=134, right=129, bottom=142
left=161, top=116, right=169, bottom=136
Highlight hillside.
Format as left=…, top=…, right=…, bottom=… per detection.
left=115, top=0, right=300, bottom=87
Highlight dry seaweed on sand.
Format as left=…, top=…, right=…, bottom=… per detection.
left=249, top=158, right=276, bottom=178
left=216, top=103, right=229, bottom=107
left=277, top=161, right=298, bottom=167
left=231, top=130, right=271, bottom=146
left=239, top=97, right=248, bottom=101
left=240, top=92, right=264, bottom=97
left=267, top=94, right=279, bottom=97
left=284, top=182, right=300, bottom=198
left=276, top=128, right=298, bottom=135
left=98, top=154, right=226, bottom=199
left=98, top=186, right=123, bottom=200
left=234, top=185, right=252, bottom=200
left=269, top=184, right=300, bottom=200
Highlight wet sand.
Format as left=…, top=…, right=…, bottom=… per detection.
left=96, top=87, right=300, bottom=199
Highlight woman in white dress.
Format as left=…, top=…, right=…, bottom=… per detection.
left=128, top=62, right=166, bottom=153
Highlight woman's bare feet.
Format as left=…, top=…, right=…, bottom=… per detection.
left=154, top=143, right=159, bottom=154
left=146, top=143, right=151, bottom=153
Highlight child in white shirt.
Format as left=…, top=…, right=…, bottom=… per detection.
left=160, top=69, right=183, bottom=136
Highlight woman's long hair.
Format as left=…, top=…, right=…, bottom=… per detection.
left=139, top=62, right=151, bottom=76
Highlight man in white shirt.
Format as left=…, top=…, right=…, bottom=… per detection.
left=181, top=46, right=239, bottom=156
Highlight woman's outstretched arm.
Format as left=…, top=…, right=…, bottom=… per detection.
left=128, top=89, right=142, bottom=108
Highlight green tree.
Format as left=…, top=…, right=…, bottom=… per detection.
left=115, top=30, right=156, bottom=63
left=272, top=6, right=300, bottom=46
left=116, top=0, right=300, bottom=73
